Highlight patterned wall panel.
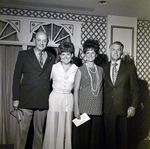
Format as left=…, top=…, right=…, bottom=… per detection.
left=134, top=20, right=150, bottom=144
left=0, top=7, right=107, bottom=65
left=137, top=20, right=150, bottom=89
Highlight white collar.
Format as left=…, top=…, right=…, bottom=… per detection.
left=34, top=48, right=46, bottom=55
left=111, top=59, right=121, bottom=66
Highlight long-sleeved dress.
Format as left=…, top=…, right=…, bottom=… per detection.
left=43, top=62, right=78, bottom=149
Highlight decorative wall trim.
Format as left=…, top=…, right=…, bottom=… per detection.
left=0, top=7, right=106, bottom=24
left=0, top=7, right=107, bottom=56
left=0, top=15, right=82, bottom=55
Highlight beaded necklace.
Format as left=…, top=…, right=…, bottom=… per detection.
left=85, top=63, right=100, bottom=97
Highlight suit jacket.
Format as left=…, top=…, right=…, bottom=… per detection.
left=102, top=60, right=139, bottom=116
left=12, top=48, right=55, bottom=109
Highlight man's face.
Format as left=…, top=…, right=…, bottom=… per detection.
left=110, top=44, right=123, bottom=62
left=34, top=32, right=48, bottom=52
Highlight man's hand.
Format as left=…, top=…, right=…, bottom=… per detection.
left=13, top=100, right=19, bottom=110
left=127, top=106, right=135, bottom=118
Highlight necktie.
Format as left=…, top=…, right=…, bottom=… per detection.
left=112, top=63, right=118, bottom=85
left=39, top=52, right=43, bottom=67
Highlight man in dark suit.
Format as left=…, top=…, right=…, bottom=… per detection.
left=103, top=41, right=139, bottom=149
left=12, top=31, right=55, bottom=149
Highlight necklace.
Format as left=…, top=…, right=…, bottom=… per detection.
left=85, top=63, right=101, bottom=97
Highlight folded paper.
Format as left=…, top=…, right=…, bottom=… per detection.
left=72, top=113, right=90, bottom=127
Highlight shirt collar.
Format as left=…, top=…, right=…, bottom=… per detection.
left=34, top=48, right=45, bottom=56
left=111, top=59, right=121, bottom=66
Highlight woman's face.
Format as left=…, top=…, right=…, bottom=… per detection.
left=60, top=52, right=73, bottom=64
left=85, top=48, right=96, bottom=62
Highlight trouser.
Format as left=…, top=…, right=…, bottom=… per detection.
left=72, top=115, right=104, bottom=149
left=17, top=109, right=47, bottom=149
left=104, top=106, right=132, bottom=149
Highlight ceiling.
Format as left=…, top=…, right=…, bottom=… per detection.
left=0, top=0, right=150, bottom=20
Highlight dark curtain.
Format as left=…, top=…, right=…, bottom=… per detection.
left=0, top=45, right=21, bottom=149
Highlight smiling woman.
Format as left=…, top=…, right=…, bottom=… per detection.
left=58, top=42, right=75, bottom=65
left=73, top=39, right=105, bottom=149
left=42, top=42, right=78, bottom=149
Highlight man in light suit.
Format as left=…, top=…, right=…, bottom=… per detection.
left=12, top=31, right=55, bottom=149
left=103, top=41, right=139, bottom=149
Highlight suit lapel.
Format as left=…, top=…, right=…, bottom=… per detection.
left=28, top=48, right=41, bottom=69
left=28, top=50, right=54, bottom=75
left=115, top=60, right=127, bottom=86
left=28, top=48, right=53, bottom=72
left=105, top=62, right=114, bottom=87
left=41, top=52, right=53, bottom=73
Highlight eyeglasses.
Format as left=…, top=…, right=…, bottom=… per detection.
left=10, top=108, right=24, bottom=123
left=111, top=48, right=122, bottom=52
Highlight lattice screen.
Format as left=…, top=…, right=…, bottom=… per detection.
left=134, top=20, right=150, bottom=143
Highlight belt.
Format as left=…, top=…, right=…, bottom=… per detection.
left=53, top=89, right=71, bottom=94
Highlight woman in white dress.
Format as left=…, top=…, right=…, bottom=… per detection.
left=42, top=42, right=78, bottom=149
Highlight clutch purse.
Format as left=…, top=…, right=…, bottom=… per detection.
left=72, top=113, right=90, bottom=127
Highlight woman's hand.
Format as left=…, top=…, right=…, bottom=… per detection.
left=74, top=106, right=80, bottom=119
left=73, top=69, right=81, bottom=119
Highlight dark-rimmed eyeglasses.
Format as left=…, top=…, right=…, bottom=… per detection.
left=10, top=108, right=24, bottom=123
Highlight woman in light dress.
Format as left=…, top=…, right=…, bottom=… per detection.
left=42, top=42, right=78, bottom=149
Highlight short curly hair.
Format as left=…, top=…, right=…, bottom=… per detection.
left=58, top=42, right=75, bottom=55
left=83, top=39, right=99, bottom=54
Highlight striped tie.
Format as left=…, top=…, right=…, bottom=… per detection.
left=112, top=63, right=118, bottom=85
left=39, top=52, right=43, bottom=67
